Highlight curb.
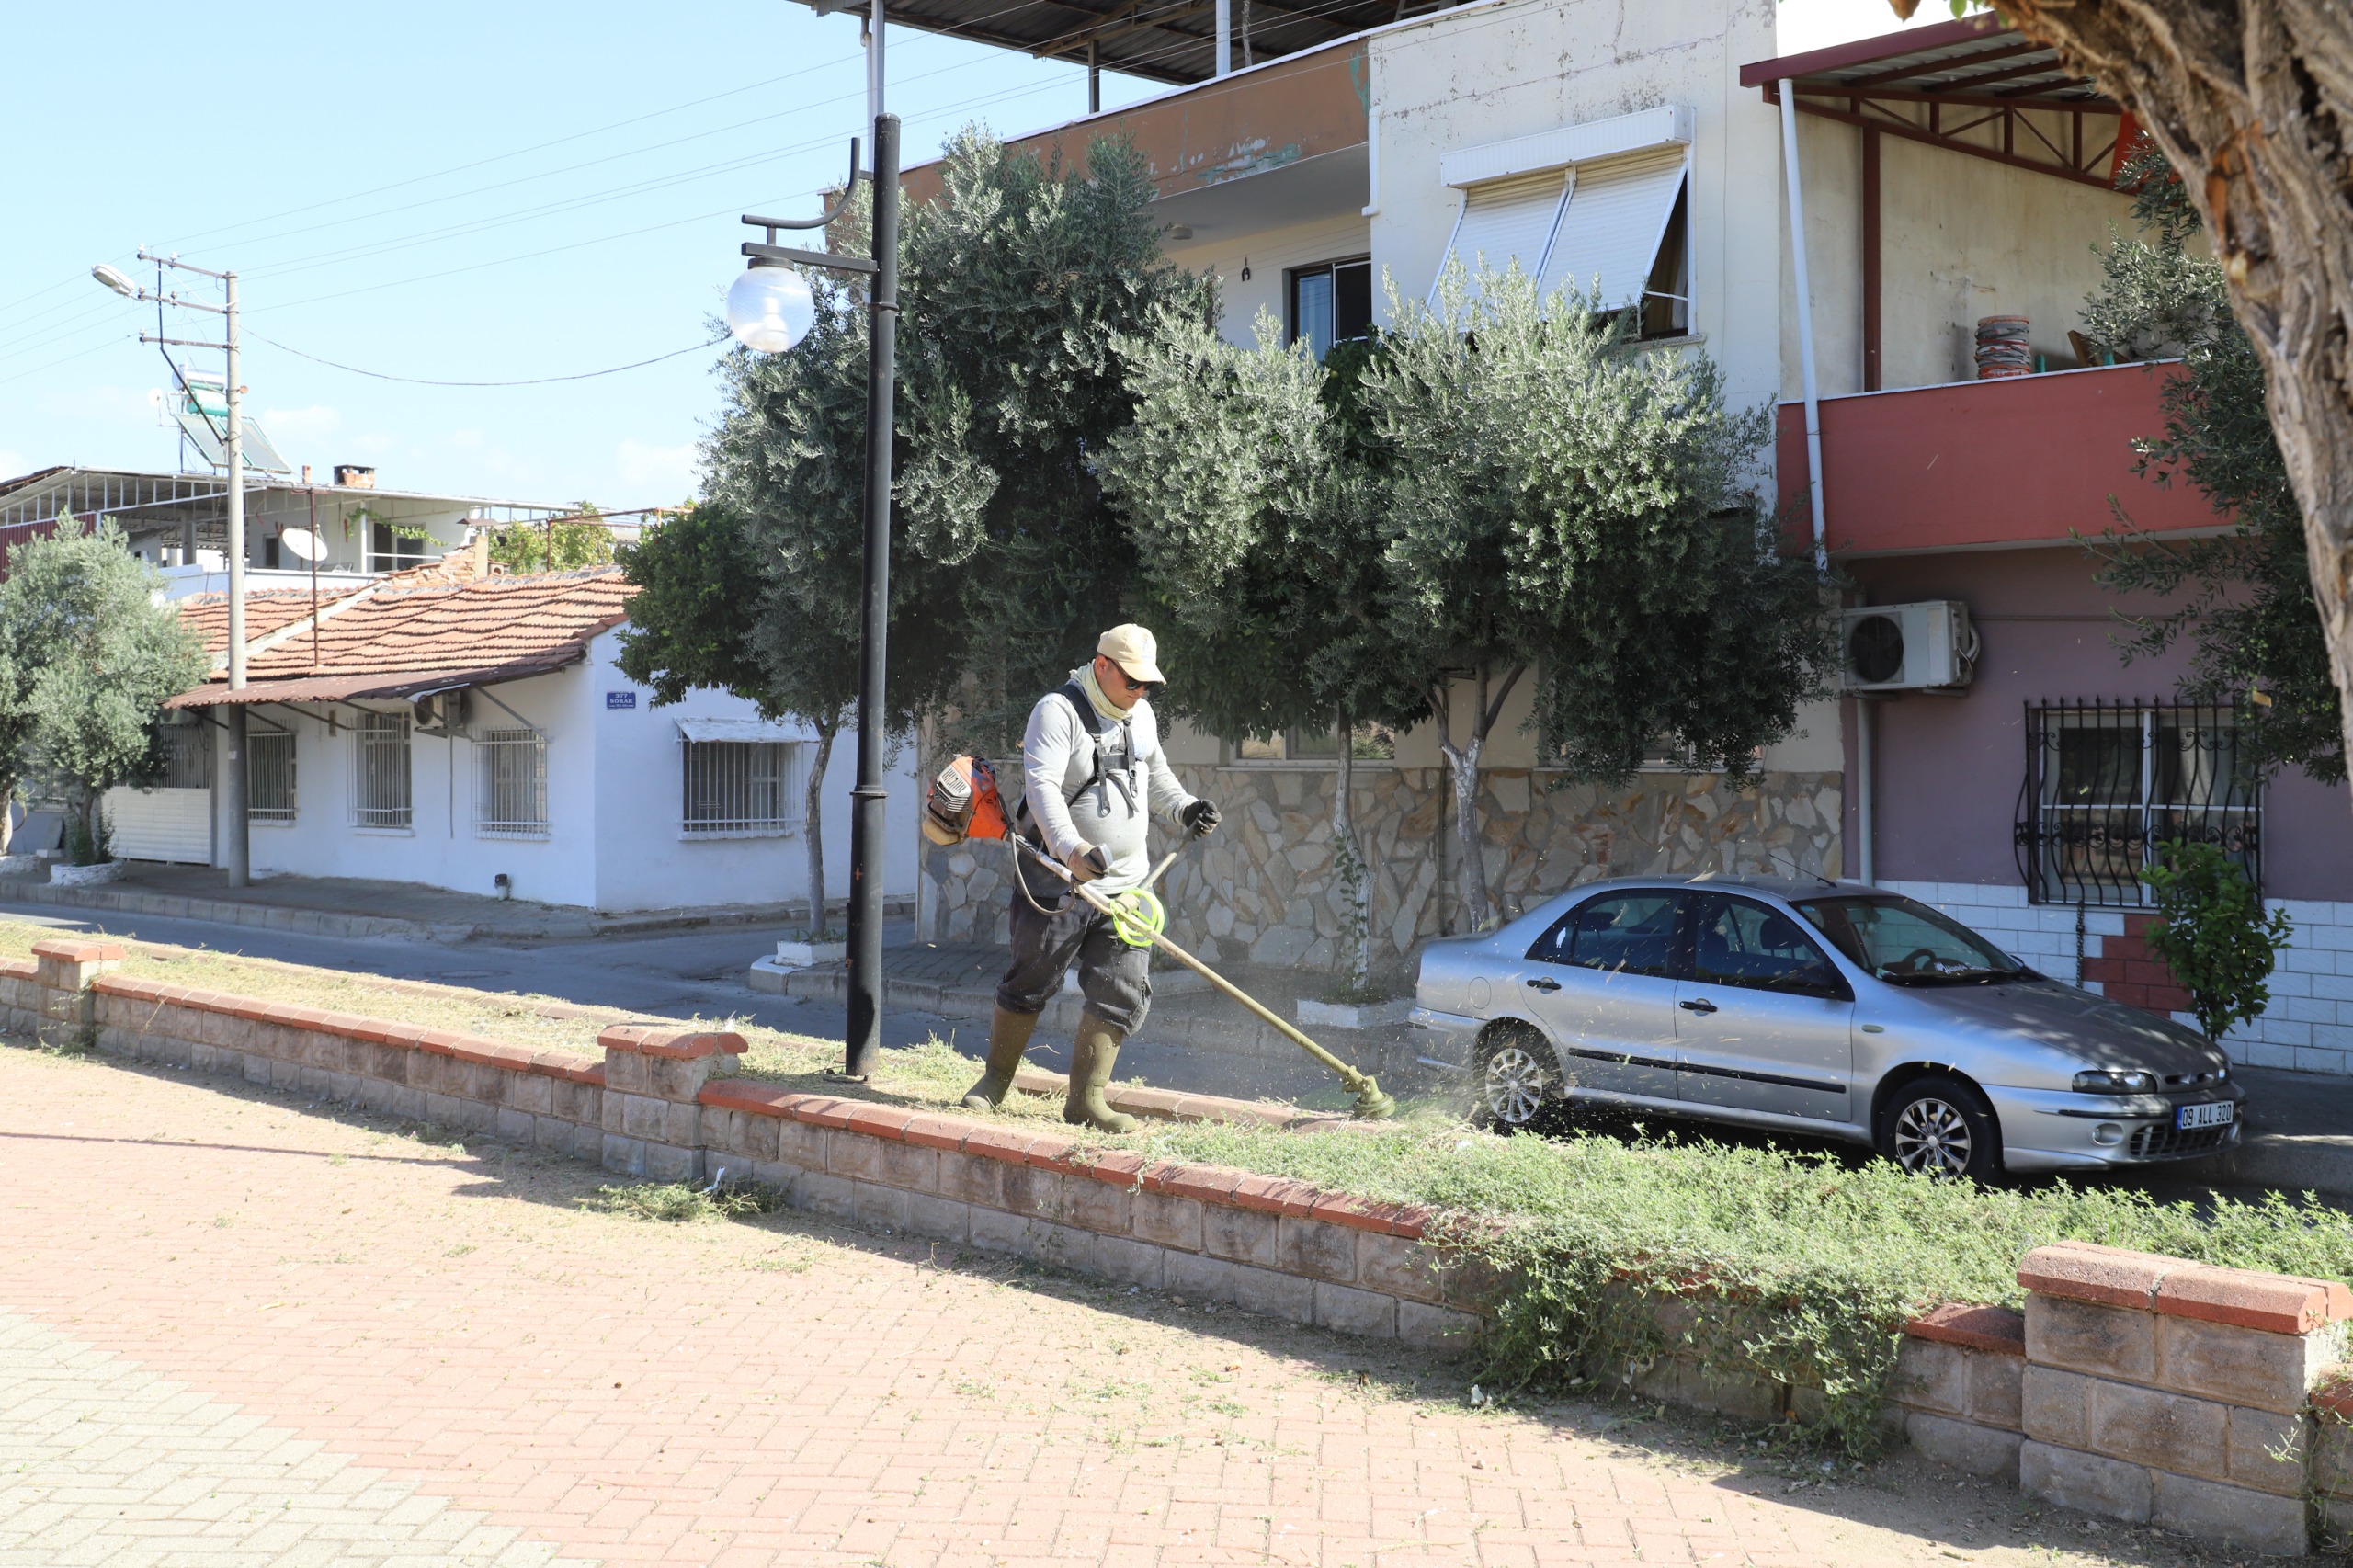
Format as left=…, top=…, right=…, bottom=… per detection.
left=0, top=875, right=910, bottom=947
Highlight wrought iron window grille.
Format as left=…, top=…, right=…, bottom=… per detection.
left=247, top=726, right=296, bottom=823
left=350, top=710, right=414, bottom=830
left=475, top=728, right=549, bottom=839
left=680, top=740, right=800, bottom=836
left=2013, top=699, right=2260, bottom=906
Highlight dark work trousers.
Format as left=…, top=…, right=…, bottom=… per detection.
left=995, top=887, right=1152, bottom=1034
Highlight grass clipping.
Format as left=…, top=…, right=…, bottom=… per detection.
left=1113, top=1113, right=2353, bottom=1457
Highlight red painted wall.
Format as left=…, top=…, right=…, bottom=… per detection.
left=1844, top=548, right=2353, bottom=903
left=1779, top=363, right=2224, bottom=557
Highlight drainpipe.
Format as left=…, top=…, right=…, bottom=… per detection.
left=1779, top=79, right=1827, bottom=574
left=1855, top=693, right=1876, bottom=886
left=1215, top=0, right=1232, bottom=76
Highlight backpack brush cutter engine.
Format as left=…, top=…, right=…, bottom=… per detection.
left=922, top=755, right=1397, bottom=1121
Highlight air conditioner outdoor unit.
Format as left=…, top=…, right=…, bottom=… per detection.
left=1840, top=601, right=1977, bottom=693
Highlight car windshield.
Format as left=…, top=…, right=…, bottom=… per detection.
left=1790, top=895, right=2030, bottom=985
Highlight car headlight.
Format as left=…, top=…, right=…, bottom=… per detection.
left=2073, top=1069, right=2159, bottom=1094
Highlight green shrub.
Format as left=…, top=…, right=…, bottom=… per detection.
left=1111, top=1115, right=2353, bottom=1457
left=2141, top=837, right=2293, bottom=1042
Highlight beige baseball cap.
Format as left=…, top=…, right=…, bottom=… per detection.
left=1097, top=623, right=1165, bottom=685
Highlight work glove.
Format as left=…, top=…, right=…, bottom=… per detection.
left=1066, top=844, right=1110, bottom=883
left=1182, top=799, right=1222, bottom=837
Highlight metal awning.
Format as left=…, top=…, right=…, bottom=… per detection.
left=676, top=716, right=807, bottom=744
left=163, top=651, right=589, bottom=709
left=801, top=0, right=1445, bottom=85
left=1740, top=17, right=2124, bottom=189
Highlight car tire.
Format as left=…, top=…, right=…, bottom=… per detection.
left=1879, top=1075, right=2002, bottom=1181
left=1476, top=1026, right=1561, bottom=1132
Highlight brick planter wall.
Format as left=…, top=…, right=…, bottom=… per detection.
left=15, top=939, right=2353, bottom=1554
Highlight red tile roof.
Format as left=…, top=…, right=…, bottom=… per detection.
left=169, top=561, right=638, bottom=707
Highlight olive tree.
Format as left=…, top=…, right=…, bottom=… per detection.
left=1367, top=265, right=1836, bottom=928
left=1102, top=313, right=1424, bottom=990
left=0, top=522, right=208, bottom=853
left=1921, top=0, right=2353, bottom=809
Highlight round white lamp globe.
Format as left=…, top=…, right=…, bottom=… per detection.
left=725, top=265, right=816, bottom=354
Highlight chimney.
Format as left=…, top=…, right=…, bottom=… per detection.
left=333, top=464, right=376, bottom=490
left=472, top=527, right=489, bottom=577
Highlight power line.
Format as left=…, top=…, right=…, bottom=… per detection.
left=251, top=330, right=729, bottom=386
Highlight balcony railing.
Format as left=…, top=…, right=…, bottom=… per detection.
left=1776, top=361, right=2224, bottom=557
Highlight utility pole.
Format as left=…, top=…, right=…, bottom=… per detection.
left=222, top=271, right=249, bottom=888
left=92, top=254, right=250, bottom=887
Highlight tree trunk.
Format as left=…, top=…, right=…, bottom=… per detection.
left=803, top=715, right=837, bottom=937
left=1332, top=712, right=1372, bottom=994
left=1995, top=0, right=2353, bottom=782
left=0, top=783, right=15, bottom=857
left=1430, top=662, right=1526, bottom=934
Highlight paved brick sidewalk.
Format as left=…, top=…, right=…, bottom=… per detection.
left=0, top=1048, right=2260, bottom=1566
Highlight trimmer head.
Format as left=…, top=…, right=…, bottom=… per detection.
left=1348, top=1075, right=1399, bottom=1121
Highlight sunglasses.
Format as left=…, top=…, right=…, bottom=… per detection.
left=1100, top=662, right=1161, bottom=696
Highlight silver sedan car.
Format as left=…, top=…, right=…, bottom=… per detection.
left=1410, top=875, right=2243, bottom=1179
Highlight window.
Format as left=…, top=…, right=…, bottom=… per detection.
left=1536, top=146, right=1690, bottom=337
left=475, top=728, right=548, bottom=838
left=1795, top=895, right=2026, bottom=984
left=1527, top=891, right=1681, bottom=978
left=2014, top=701, right=2259, bottom=905
left=248, top=727, right=296, bottom=823
left=1228, top=722, right=1396, bottom=764
left=1289, top=258, right=1373, bottom=359
left=368, top=517, right=427, bottom=574
left=682, top=741, right=798, bottom=835
left=351, top=710, right=413, bottom=829
left=1688, top=892, right=1848, bottom=999
left=152, top=722, right=210, bottom=789
left=1432, top=170, right=1568, bottom=306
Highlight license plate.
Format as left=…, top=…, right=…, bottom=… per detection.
left=2177, top=1101, right=2235, bottom=1131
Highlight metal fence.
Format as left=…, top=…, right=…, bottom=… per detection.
left=681, top=740, right=797, bottom=835
left=2014, top=699, right=2261, bottom=905
left=476, top=728, right=548, bottom=838
left=248, top=728, right=295, bottom=822
left=351, top=710, right=413, bottom=829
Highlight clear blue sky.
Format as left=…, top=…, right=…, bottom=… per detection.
left=0, top=0, right=1917, bottom=510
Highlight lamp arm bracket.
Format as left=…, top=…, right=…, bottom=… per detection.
left=742, top=139, right=865, bottom=240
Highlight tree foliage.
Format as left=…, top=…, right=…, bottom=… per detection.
left=489, top=503, right=616, bottom=574
left=1107, top=264, right=1834, bottom=931
left=614, top=502, right=767, bottom=707
left=1102, top=311, right=1425, bottom=982
left=2140, top=837, right=2293, bottom=1045
left=0, top=522, right=209, bottom=838
left=2080, top=142, right=2340, bottom=784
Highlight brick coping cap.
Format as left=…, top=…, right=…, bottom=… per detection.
left=2019, top=1240, right=2353, bottom=1335
left=1904, top=1302, right=2025, bottom=1356
left=31, top=938, right=127, bottom=964
left=696, top=1082, right=1436, bottom=1240
left=598, top=1024, right=747, bottom=1058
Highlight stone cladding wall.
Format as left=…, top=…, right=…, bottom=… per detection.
left=921, top=764, right=1843, bottom=980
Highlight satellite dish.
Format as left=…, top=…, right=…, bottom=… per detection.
left=279, top=528, right=324, bottom=562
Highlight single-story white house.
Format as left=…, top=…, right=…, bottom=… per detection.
left=129, top=547, right=915, bottom=914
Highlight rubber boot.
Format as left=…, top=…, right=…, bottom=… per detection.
left=961, top=1006, right=1039, bottom=1111
left=1064, top=1009, right=1138, bottom=1134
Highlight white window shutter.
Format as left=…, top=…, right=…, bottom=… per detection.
left=1428, top=169, right=1569, bottom=307
left=1536, top=147, right=1688, bottom=311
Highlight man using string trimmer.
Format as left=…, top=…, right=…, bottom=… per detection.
left=960, top=624, right=1220, bottom=1131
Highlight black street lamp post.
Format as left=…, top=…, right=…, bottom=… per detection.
left=733, top=114, right=901, bottom=1081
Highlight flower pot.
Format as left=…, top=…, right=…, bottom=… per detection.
left=50, top=860, right=124, bottom=888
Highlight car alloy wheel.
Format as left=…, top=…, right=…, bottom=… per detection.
left=1892, top=1095, right=1975, bottom=1177
left=1483, top=1040, right=1552, bottom=1127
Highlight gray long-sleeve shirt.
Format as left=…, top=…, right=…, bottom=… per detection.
left=1021, top=683, right=1194, bottom=897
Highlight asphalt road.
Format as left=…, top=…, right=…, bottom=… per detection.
left=0, top=900, right=1334, bottom=1101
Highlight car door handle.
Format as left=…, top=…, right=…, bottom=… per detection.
left=1678, top=997, right=1718, bottom=1015
left=1525, top=977, right=1562, bottom=993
